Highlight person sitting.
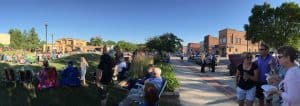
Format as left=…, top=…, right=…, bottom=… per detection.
left=144, top=67, right=163, bottom=90
left=143, top=82, right=160, bottom=106
left=127, top=64, right=154, bottom=90
left=60, top=61, right=81, bottom=87
left=119, top=67, right=163, bottom=106
left=37, top=61, right=58, bottom=90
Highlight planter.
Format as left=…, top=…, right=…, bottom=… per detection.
left=161, top=88, right=180, bottom=97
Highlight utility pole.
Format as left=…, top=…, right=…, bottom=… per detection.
left=52, top=34, right=54, bottom=54
left=45, top=21, right=48, bottom=53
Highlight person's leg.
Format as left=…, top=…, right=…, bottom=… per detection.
left=96, top=69, right=103, bottom=87
left=256, top=83, right=265, bottom=106
left=246, top=87, right=256, bottom=106
left=239, top=101, right=245, bottom=106
left=81, top=68, right=87, bottom=85
left=212, top=63, right=215, bottom=72
left=237, top=87, right=246, bottom=106
left=201, top=63, right=205, bottom=73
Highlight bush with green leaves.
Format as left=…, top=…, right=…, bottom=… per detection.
left=157, top=63, right=180, bottom=92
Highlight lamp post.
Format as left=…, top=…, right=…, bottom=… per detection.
left=52, top=34, right=54, bottom=54
left=45, top=21, right=48, bottom=53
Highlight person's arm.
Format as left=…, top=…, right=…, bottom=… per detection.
left=85, top=61, right=89, bottom=67
left=250, top=69, right=258, bottom=81
left=281, top=72, right=300, bottom=105
left=236, top=69, right=240, bottom=86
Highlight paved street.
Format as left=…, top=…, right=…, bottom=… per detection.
left=171, top=57, right=237, bottom=106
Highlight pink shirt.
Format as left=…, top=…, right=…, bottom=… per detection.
left=281, top=66, right=300, bottom=106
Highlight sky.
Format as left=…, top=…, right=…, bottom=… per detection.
left=0, top=0, right=299, bottom=46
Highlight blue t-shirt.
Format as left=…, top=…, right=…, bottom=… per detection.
left=148, top=77, right=163, bottom=90
left=256, top=54, right=273, bottom=83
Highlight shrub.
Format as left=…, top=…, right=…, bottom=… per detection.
left=129, top=55, right=153, bottom=79
left=157, top=63, right=180, bottom=92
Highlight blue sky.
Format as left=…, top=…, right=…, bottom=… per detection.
left=0, top=0, right=299, bottom=45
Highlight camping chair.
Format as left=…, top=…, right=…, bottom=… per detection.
left=1, top=68, right=16, bottom=87
left=147, top=79, right=167, bottom=106
left=37, top=67, right=58, bottom=90
left=47, top=67, right=58, bottom=87
left=18, top=69, right=34, bottom=83
left=158, top=79, right=167, bottom=99
left=135, top=79, right=167, bottom=106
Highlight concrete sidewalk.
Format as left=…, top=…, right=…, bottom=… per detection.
left=171, top=57, right=237, bottom=106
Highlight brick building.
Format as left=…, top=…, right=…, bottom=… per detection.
left=204, top=35, right=219, bottom=54
left=218, top=28, right=259, bottom=57
left=187, top=43, right=201, bottom=55
left=44, top=38, right=104, bottom=53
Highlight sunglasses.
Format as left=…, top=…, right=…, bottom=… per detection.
left=277, top=55, right=284, bottom=59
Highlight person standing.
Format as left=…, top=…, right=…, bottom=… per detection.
left=80, top=57, right=89, bottom=86
left=236, top=53, right=258, bottom=106
left=115, top=48, right=124, bottom=64
left=96, top=46, right=115, bottom=101
left=97, top=45, right=115, bottom=86
left=200, top=53, right=206, bottom=73
left=256, top=44, right=276, bottom=106
left=211, top=54, right=216, bottom=72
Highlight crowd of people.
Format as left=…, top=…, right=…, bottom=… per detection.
left=0, top=52, right=65, bottom=64
left=235, top=44, right=300, bottom=106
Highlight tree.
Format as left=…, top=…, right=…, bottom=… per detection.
left=146, top=33, right=183, bottom=57
left=89, top=36, right=103, bottom=46
left=9, top=28, right=25, bottom=49
left=104, top=40, right=116, bottom=45
left=244, top=2, right=300, bottom=49
left=26, top=28, right=40, bottom=51
left=0, top=43, right=4, bottom=48
left=115, top=40, right=137, bottom=52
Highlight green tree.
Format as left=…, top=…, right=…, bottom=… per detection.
left=0, top=43, right=4, bottom=48
left=26, top=28, right=40, bottom=51
left=146, top=33, right=183, bottom=57
left=104, top=40, right=116, bottom=45
left=115, top=40, right=137, bottom=52
left=22, top=30, right=29, bottom=49
left=244, top=2, right=300, bottom=49
left=89, top=36, right=103, bottom=46
left=9, top=28, right=25, bottom=49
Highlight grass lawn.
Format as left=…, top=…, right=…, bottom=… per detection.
left=0, top=53, right=180, bottom=106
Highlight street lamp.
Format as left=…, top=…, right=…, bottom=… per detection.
left=45, top=21, right=48, bottom=53
left=52, top=34, right=54, bottom=54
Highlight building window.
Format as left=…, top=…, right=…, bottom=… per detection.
left=220, top=38, right=226, bottom=44
left=229, top=48, right=231, bottom=52
left=235, top=49, right=238, bottom=52
left=236, top=38, right=241, bottom=44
